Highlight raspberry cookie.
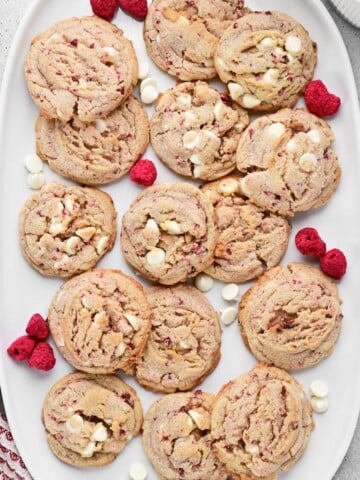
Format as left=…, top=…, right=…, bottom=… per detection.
left=215, top=11, right=317, bottom=112
left=135, top=285, right=221, bottom=392
left=144, top=0, right=248, bottom=81
left=236, top=108, right=341, bottom=216
left=25, top=16, right=138, bottom=122
left=48, top=269, right=151, bottom=374
left=150, top=82, right=249, bottom=181
left=211, top=364, right=313, bottom=479
left=121, top=183, right=217, bottom=285
left=142, top=391, right=229, bottom=480
left=42, top=372, right=142, bottom=467
left=238, top=263, right=343, bottom=370
left=19, top=182, right=117, bottom=277
left=201, top=175, right=291, bottom=283
left=35, top=96, right=149, bottom=186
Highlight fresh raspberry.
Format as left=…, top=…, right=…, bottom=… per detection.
left=118, top=0, right=148, bottom=20
left=130, top=159, right=157, bottom=186
left=25, top=313, right=49, bottom=341
left=28, top=342, right=56, bottom=371
left=90, top=0, right=118, bottom=20
left=295, top=227, right=326, bottom=257
left=7, top=336, right=36, bottom=362
left=304, top=80, right=341, bottom=117
left=320, top=249, right=347, bottom=280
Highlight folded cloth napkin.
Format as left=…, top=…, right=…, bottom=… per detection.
left=0, top=414, right=31, bottom=480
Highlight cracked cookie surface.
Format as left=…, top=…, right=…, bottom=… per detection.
left=135, top=284, right=221, bottom=392
left=215, top=11, right=317, bottom=111
left=42, top=372, right=143, bottom=467
left=48, top=269, right=151, bottom=374
left=201, top=175, right=291, bottom=283
left=25, top=16, right=138, bottom=122
left=238, top=263, right=343, bottom=370
left=236, top=108, right=341, bottom=216
left=142, top=391, right=229, bottom=480
left=150, top=82, right=249, bottom=181
left=211, top=364, right=313, bottom=478
left=35, top=96, right=149, bottom=186
left=144, top=0, right=247, bottom=80
left=19, top=182, right=117, bottom=277
left=120, top=183, right=217, bottom=285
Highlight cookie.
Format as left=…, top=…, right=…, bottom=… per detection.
left=19, top=182, right=117, bottom=277
left=238, top=263, right=343, bottom=370
left=142, top=390, right=229, bottom=480
left=121, top=183, right=217, bottom=285
left=48, top=269, right=151, bottom=374
left=201, top=175, right=291, bottom=283
left=236, top=108, right=341, bottom=216
left=42, top=372, right=142, bottom=467
left=35, top=96, right=149, bottom=186
left=215, top=11, right=317, bottom=112
left=135, top=284, right=221, bottom=392
left=150, top=82, right=249, bottom=181
left=211, top=364, right=313, bottom=479
left=25, top=16, right=138, bottom=122
left=144, top=0, right=248, bottom=81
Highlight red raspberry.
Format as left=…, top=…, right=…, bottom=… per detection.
left=7, top=336, right=36, bottom=362
left=130, top=159, right=157, bottom=186
left=28, top=342, right=56, bottom=371
left=118, top=0, right=148, bottom=19
left=25, top=313, right=49, bottom=341
left=320, top=249, right=347, bottom=280
left=304, top=80, right=341, bottom=117
left=90, top=0, right=118, bottom=20
left=295, top=227, right=326, bottom=257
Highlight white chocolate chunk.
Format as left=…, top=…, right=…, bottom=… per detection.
left=188, top=410, right=210, bottom=430
left=195, top=273, right=214, bottom=293
left=64, top=197, right=74, bottom=212
left=311, top=396, right=329, bottom=414
left=299, top=153, right=317, bottom=172
left=221, top=307, right=237, bottom=325
left=66, top=414, right=84, bottom=434
left=219, top=178, right=238, bottom=195
left=96, top=236, right=109, bottom=255
left=146, top=247, right=166, bottom=265
left=138, top=62, right=150, bottom=80
left=267, top=122, right=286, bottom=138
left=129, top=462, right=148, bottom=480
left=140, top=77, right=157, bottom=93
left=222, top=283, right=239, bottom=301
left=125, top=313, right=142, bottom=331
left=145, top=218, right=160, bottom=234
left=307, top=129, right=321, bottom=143
left=76, top=226, right=96, bottom=242
left=228, top=82, right=245, bottom=101
left=91, top=423, right=108, bottom=442
left=24, top=153, right=43, bottom=173
left=275, top=47, right=284, bottom=55
left=246, top=445, right=260, bottom=455
left=285, top=36, right=302, bottom=55
left=177, top=94, right=192, bottom=108
left=205, top=130, right=218, bottom=141
left=286, top=140, right=298, bottom=153
left=240, top=177, right=252, bottom=197
left=49, top=220, right=66, bottom=236
left=263, top=68, right=280, bottom=84
left=116, top=342, right=126, bottom=357
left=102, top=46, right=118, bottom=60
left=310, top=380, right=329, bottom=398
left=141, top=85, right=159, bottom=104
left=214, top=101, right=226, bottom=121
left=242, top=94, right=261, bottom=109
left=183, top=130, right=200, bottom=149
left=94, top=311, right=107, bottom=328
left=81, top=296, right=90, bottom=308
left=260, top=37, right=276, bottom=47
left=54, top=254, right=70, bottom=269
left=178, top=339, right=190, bottom=349
left=193, top=166, right=203, bottom=178
left=161, top=220, right=182, bottom=235
left=183, top=111, right=197, bottom=127
left=65, top=236, right=81, bottom=255
left=95, top=119, right=107, bottom=133
left=27, top=172, right=45, bottom=190
left=190, top=154, right=202, bottom=165
left=80, top=441, right=96, bottom=458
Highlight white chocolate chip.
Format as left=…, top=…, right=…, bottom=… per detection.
left=64, top=197, right=74, bottom=212
left=146, top=247, right=166, bottom=265
left=259, top=37, right=276, bottom=47
left=125, top=313, right=142, bottom=331
left=177, top=94, right=192, bottom=108
left=246, top=445, right=260, bottom=455
left=66, top=414, right=84, bottom=434
left=307, top=129, right=321, bottom=143
left=228, top=82, right=245, bottom=101
left=310, top=380, right=329, bottom=398
left=81, top=296, right=90, bottom=308
left=190, top=154, right=202, bottom=165
left=178, top=339, right=190, bottom=349
left=221, top=307, right=237, bottom=325
left=161, top=220, right=182, bottom=235
left=219, top=178, right=238, bottom=195
left=140, top=77, right=157, bottom=93
left=311, top=396, right=329, bottom=414
left=188, top=410, right=210, bottom=430
left=214, top=101, right=226, bottom=121
left=285, top=36, right=302, bottom=55
left=138, top=62, right=150, bottom=80
left=95, top=119, right=107, bottom=133
left=242, top=94, right=261, bottom=109
left=49, top=220, right=66, bottom=236
left=129, top=462, right=147, bottom=480
left=221, top=283, right=239, bottom=301
left=193, top=166, right=203, bottom=178
left=96, top=236, right=109, bottom=255
left=286, top=140, right=298, bottom=153
left=240, top=177, right=252, bottom=197
left=183, top=130, right=200, bottom=149
left=80, top=441, right=96, bottom=458
left=275, top=47, right=284, bottom=55
left=76, top=226, right=96, bottom=242
left=94, top=311, right=107, bottom=328
left=102, top=46, right=118, bottom=60
left=27, top=172, right=45, bottom=190
left=91, top=423, right=108, bottom=442
left=116, top=342, right=126, bottom=357
left=145, top=218, right=160, bottom=234
left=267, top=122, right=286, bottom=138
left=194, top=273, right=214, bottom=293
left=24, top=153, right=43, bottom=173
left=141, top=85, right=159, bottom=104
left=263, top=68, right=280, bottom=84
left=65, top=236, right=81, bottom=255
left=183, top=111, right=197, bottom=127
left=205, top=130, right=218, bottom=141
left=54, top=254, right=70, bottom=269
left=299, top=153, right=317, bottom=172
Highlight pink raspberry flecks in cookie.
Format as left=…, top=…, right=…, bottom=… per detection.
left=320, top=248, right=347, bottom=280
left=25, top=313, right=49, bottom=341
left=28, top=342, right=56, bottom=371
left=295, top=227, right=326, bottom=257
left=7, top=336, right=36, bottom=362
left=130, top=159, right=157, bottom=186
left=304, top=80, right=341, bottom=117
left=90, top=0, right=118, bottom=20
left=118, top=0, right=148, bottom=20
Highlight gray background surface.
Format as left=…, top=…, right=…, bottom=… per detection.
left=0, top=0, right=359, bottom=478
